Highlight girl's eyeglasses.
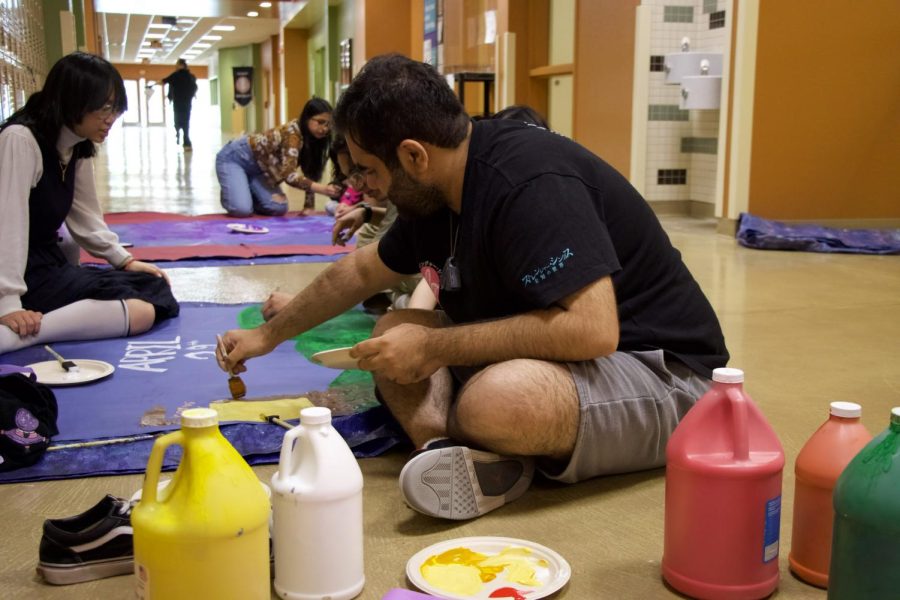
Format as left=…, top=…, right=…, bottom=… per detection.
left=95, top=103, right=123, bottom=119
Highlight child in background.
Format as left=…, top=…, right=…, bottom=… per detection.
left=324, top=135, right=365, bottom=217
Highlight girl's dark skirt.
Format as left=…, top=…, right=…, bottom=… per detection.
left=21, top=245, right=179, bottom=323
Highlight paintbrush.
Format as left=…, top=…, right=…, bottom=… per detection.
left=261, top=413, right=294, bottom=431
left=216, top=334, right=246, bottom=399
left=44, top=345, right=79, bottom=372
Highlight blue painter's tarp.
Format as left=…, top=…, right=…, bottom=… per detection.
left=0, top=303, right=405, bottom=482
left=737, top=213, right=900, bottom=255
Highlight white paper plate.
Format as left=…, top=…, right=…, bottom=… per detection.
left=406, top=536, right=571, bottom=600
left=227, top=223, right=269, bottom=234
left=26, top=359, right=115, bottom=387
left=310, top=347, right=359, bottom=370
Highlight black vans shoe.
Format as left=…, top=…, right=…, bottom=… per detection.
left=37, top=494, right=134, bottom=585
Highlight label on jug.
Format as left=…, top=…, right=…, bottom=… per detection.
left=135, top=562, right=149, bottom=599
left=762, top=496, right=781, bottom=562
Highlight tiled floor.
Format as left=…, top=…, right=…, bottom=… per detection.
left=1, top=123, right=898, bottom=598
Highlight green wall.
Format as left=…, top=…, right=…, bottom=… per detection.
left=308, top=15, right=330, bottom=102
left=73, top=0, right=85, bottom=50
left=42, top=0, right=68, bottom=68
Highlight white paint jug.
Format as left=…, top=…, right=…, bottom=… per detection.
left=271, top=406, right=364, bottom=600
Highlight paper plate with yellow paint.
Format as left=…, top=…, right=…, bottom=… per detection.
left=406, top=536, right=571, bottom=599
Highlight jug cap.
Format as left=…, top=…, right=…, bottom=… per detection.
left=300, top=406, right=332, bottom=425
left=712, top=367, right=743, bottom=383
left=181, top=407, right=218, bottom=428
left=830, top=401, right=862, bottom=418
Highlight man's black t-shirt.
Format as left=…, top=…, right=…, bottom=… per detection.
left=377, top=119, right=729, bottom=377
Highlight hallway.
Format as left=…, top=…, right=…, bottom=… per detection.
left=0, top=122, right=898, bottom=599
left=96, top=106, right=223, bottom=215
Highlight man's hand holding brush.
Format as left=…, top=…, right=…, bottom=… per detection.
left=216, top=334, right=247, bottom=399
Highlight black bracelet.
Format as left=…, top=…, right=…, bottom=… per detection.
left=360, top=203, right=373, bottom=223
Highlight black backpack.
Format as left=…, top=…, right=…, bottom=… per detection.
left=0, top=372, right=59, bottom=472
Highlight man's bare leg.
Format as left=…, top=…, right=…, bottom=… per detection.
left=449, top=359, right=580, bottom=461
left=373, top=314, right=580, bottom=519
left=369, top=309, right=455, bottom=448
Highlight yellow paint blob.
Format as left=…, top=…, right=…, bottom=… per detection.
left=420, top=546, right=548, bottom=596
left=420, top=562, right=484, bottom=596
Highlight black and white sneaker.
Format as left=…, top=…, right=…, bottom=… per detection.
left=37, top=494, right=134, bottom=585
left=399, top=445, right=534, bottom=520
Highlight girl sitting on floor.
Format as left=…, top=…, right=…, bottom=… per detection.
left=0, top=52, right=179, bottom=355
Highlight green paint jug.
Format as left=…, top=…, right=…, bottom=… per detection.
left=828, top=406, right=900, bottom=599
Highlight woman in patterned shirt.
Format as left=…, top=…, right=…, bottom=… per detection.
left=216, top=97, right=340, bottom=217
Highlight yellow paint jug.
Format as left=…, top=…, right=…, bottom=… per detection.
left=132, top=408, right=270, bottom=599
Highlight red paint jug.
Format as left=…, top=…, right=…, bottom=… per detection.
left=662, top=368, right=785, bottom=600
left=789, top=401, right=871, bottom=588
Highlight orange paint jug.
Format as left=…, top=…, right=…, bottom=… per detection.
left=789, top=401, right=871, bottom=588
left=662, top=368, right=785, bottom=600
left=828, top=406, right=900, bottom=598
left=271, top=406, right=364, bottom=600
left=131, top=408, right=271, bottom=599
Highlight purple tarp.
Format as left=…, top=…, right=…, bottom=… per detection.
left=737, top=213, right=900, bottom=255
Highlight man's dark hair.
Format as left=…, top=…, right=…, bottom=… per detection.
left=297, top=96, right=332, bottom=181
left=493, top=104, right=549, bottom=128
left=176, top=59, right=188, bottom=68
left=1, top=51, right=126, bottom=159
left=333, top=53, right=469, bottom=169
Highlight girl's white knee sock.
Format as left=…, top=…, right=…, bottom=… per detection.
left=0, top=299, right=129, bottom=354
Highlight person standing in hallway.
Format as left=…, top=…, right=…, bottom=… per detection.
left=0, top=52, right=179, bottom=355
left=217, top=54, right=729, bottom=521
left=216, top=97, right=340, bottom=217
left=162, top=59, right=198, bottom=150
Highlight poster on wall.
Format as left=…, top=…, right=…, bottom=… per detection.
left=233, top=66, right=253, bottom=106
left=423, top=0, right=438, bottom=68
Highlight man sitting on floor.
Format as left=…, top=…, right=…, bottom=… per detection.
left=217, top=53, right=729, bottom=521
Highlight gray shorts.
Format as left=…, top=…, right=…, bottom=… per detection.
left=538, top=350, right=712, bottom=484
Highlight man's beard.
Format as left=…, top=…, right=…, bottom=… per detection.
left=388, top=166, right=446, bottom=218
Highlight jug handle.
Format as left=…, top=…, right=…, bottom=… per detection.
left=725, top=386, right=750, bottom=461
left=142, top=430, right=184, bottom=505
left=278, top=425, right=303, bottom=478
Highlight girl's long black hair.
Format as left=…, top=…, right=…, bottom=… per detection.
left=329, top=134, right=349, bottom=184
left=297, top=96, right=332, bottom=181
left=1, top=51, right=126, bottom=160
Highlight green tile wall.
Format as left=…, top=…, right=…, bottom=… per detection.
left=649, top=104, right=690, bottom=121
left=681, top=137, right=719, bottom=154
left=664, top=6, right=694, bottom=23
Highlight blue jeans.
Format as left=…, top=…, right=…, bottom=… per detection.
left=216, top=137, right=287, bottom=217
